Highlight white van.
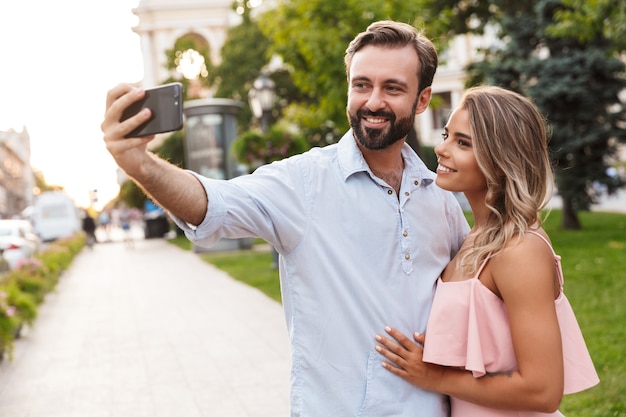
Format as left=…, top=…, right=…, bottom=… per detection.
left=31, top=191, right=81, bottom=242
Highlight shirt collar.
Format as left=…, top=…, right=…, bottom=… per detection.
left=337, top=129, right=435, bottom=187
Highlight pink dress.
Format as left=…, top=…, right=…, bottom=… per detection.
left=422, top=231, right=599, bottom=416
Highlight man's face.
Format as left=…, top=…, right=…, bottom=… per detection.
left=347, top=44, right=427, bottom=150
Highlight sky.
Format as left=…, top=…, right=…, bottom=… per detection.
left=0, top=0, right=144, bottom=210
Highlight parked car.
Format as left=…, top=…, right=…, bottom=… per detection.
left=0, top=219, right=42, bottom=270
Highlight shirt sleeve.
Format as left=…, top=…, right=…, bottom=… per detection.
left=170, top=158, right=309, bottom=253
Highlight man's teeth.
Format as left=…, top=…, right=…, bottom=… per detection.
left=366, top=117, right=385, bottom=123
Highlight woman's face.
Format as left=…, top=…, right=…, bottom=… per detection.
left=434, top=107, right=487, bottom=197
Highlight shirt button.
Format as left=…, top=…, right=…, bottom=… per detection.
left=414, top=180, right=419, bottom=186
left=403, top=231, right=408, bottom=237
left=405, top=253, right=410, bottom=260
left=387, top=190, right=393, bottom=195
left=405, top=191, right=410, bottom=196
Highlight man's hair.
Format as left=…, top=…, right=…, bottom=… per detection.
left=344, top=20, right=438, bottom=94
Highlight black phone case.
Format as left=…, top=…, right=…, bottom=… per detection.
left=121, top=82, right=184, bottom=138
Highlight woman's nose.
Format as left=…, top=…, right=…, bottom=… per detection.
left=434, top=141, right=446, bottom=158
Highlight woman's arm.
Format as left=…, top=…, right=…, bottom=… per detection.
left=376, top=233, right=564, bottom=412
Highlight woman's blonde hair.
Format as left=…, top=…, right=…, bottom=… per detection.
left=458, top=86, right=554, bottom=275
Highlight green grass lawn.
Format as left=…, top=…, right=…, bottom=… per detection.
left=168, top=210, right=626, bottom=416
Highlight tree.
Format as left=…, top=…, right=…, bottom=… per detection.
left=258, top=0, right=442, bottom=145
left=208, top=8, right=269, bottom=130
left=117, top=179, right=147, bottom=210
left=155, top=130, right=185, bottom=168
left=209, top=5, right=306, bottom=134
left=426, top=0, right=626, bottom=229
left=32, top=170, right=64, bottom=194
left=548, top=0, right=626, bottom=53
left=529, top=2, right=626, bottom=228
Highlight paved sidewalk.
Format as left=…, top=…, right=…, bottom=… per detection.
left=0, top=235, right=291, bottom=417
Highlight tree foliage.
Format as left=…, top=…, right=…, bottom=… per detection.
left=208, top=6, right=307, bottom=134
left=547, top=0, right=626, bottom=53
left=208, top=10, right=269, bottom=130
left=117, top=179, right=147, bottom=210
left=210, top=11, right=269, bottom=103
left=155, top=130, right=185, bottom=168
left=423, top=0, right=626, bottom=229
left=257, top=0, right=448, bottom=145
left=33, top=170, right=63, bottom=193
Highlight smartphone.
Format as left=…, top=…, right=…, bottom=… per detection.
left=121, top=82, right=184, bottom=138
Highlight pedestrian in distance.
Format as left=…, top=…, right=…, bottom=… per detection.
left=81, top=210, right=97, bottom=249
left=375, top=86, right=599, bottom=416
left=98, top=210, right=111, bottom=242
left=118, top=204, right=134, bottom=248
left=101, top=20, right=470, bottom=416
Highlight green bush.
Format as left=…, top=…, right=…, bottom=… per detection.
left=0, top=289, right=21, bottom=360
left=0, top=232, right=86, bottom=360
left=232, top=126, right=310, bottom=171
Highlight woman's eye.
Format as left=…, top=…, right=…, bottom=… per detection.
left=441, top=132, right=449, bottom=140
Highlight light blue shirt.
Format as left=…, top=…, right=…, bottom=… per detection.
left=173, top=131, right=469, bottom=416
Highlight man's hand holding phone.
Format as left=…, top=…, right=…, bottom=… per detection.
left=101, top=84, right=176, bottom=179
left=101, top=82, right=207, bottom=226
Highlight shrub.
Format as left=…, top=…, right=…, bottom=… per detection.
left=0, top=232, right=85, bottom=360
left=0, top=290, right=19, bottom=359
left=232, top=126, right=310, bottom=171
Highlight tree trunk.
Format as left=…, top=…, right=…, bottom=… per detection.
left=561, top=197, right=582, bottom=230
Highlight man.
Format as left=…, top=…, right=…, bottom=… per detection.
left=101, top=20, right=469, bottom=416
left=81, top=210, right=97, bottom=248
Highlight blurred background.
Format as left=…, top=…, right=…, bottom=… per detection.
left=0, top=0, right=624, bottom=232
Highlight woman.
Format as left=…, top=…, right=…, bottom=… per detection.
left=375, top=86, right=599, bottom=416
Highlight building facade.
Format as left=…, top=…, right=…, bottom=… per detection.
left=0, top=127, right=35, bottom=218
left=132, top=0, right=241, bottom=88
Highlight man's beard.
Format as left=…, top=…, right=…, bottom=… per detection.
left=349, top=105, right=417, bottom=151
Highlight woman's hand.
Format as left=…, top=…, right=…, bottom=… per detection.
left=375, top=326, right=444, bottom=391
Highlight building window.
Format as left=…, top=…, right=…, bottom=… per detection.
left=431, top=92, right=452, bottom=130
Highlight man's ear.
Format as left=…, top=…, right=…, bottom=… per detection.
left=415, top=87, right=432, bottom=115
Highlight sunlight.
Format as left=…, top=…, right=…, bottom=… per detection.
left=175, top=49, right=207, bottom=80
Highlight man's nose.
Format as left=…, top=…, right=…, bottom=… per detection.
left=365, top=89, right=386, bottom=111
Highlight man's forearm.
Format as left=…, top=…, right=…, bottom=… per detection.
left=131, top=152, right=208, bottom=226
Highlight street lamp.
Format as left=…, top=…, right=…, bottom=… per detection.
left=248, top=72, right=279, bottom=268
left=248, top=73, right=276, bottom=133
